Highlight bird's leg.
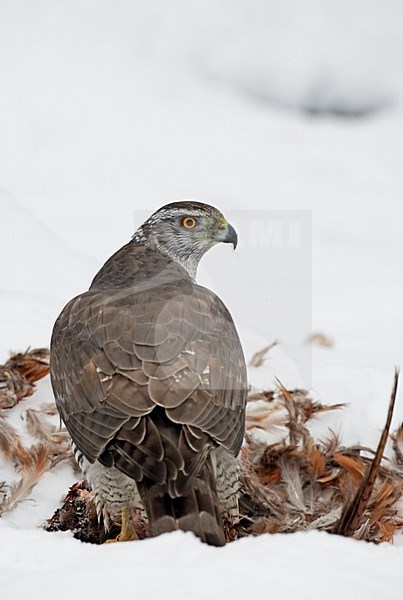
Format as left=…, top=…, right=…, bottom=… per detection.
left=104, top=507, right=139, bottom=543
left=119, top=507, right=139, bottom=541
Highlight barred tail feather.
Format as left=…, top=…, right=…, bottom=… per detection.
left=138, top=456, right=226, bottom=547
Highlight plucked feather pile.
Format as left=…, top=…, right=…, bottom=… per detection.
left=0, top=348, right=402, bottom=544
left=241, top=378, right=402, bottom=543
left=0, top=349, right=74, bottom=516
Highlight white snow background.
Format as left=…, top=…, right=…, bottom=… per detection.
left=1, top=1, right=403, bottom=599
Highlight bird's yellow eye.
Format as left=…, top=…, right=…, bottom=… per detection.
left=182, top=216, right=197, bottom=229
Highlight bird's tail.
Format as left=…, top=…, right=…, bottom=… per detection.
left=137, top=455, right=226, bottom=547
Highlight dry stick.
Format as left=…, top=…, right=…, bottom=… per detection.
left=335, top=368, right=400, bottom=537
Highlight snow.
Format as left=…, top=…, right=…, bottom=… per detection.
left=1, top=1, right=403, bottom=598
left=1, top=526, right=402, bottom=600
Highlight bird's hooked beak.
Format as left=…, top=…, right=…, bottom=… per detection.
left=216, top=220, right=238, bottom=249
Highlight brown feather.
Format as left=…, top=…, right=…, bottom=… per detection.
left=335, top=369, right=399, bottom=536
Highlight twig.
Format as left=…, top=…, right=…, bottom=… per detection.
left=335, top=368, right=399, bottom=536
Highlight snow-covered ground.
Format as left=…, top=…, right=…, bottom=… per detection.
left=1, top=2, right=403, bottom=598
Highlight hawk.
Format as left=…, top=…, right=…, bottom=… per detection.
left=50, top=201, right=247, bottom=546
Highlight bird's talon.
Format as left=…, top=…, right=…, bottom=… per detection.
left=104, top=508, right=139, bottom=543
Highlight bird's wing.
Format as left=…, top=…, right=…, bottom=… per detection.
left=50, top=280, right=247, bottom=493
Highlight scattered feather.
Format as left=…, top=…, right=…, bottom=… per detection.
left=24, top=408, right=74, bottom=469
left=391, top=423, right=403, bottom=469
left=6, top=348, right=50, bottom=384
left=248, top=340, right=279, bottom=368
left=0, top=444, right=50, bottom=515
left=0, top=348, right=50, bottom=409
left=305, top=332, right=334, bottom=348
left=0, top=415, right=30, bottom=467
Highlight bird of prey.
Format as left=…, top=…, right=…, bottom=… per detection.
left=50, top=201, right=247, bottom=546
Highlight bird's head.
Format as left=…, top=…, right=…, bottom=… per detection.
left=132, top=201, right=237, bottom=278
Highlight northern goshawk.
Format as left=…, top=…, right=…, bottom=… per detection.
left=50, top=201, right=247, bottom=546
